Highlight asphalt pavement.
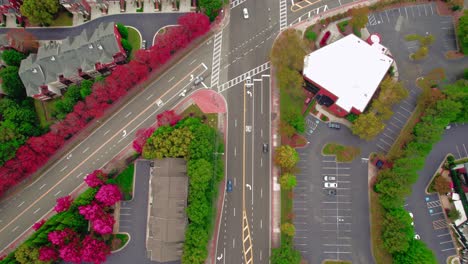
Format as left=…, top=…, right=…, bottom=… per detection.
left=0, top=13, right=184, bottom=44
left=0, top=28, right=215, bottom=254
left=214, top=1, right=277, bottom=263
left=406, top=124, right=468, bottom=263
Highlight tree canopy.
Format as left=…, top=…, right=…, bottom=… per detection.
left=20, top=0, right=60, bottom=25
left=274, top=145, right=300, bottom=170
left=1, top=49, right=27, bottom=66
left=457, top=10, right=468, bottom=54
left=0, top=66, right=27, bottom=101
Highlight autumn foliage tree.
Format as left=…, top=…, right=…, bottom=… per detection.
left=132, top=127, right=156, bottom=154
left=81, top=235, right=111, bottom=264
left=178, top=13, right=211, bottom=40
left=274, top=145, right=300, bottom=170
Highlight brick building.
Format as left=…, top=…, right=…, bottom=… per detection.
left=303, top=34, right=394, bottom=117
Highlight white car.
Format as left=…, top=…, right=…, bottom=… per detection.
left=414, top=234, right=420, bottom=240
left=243, top=8, right=249, bottom=19
left=324, top=176, right=336, bottom=181
left=324, top=182, right=337, bottom=188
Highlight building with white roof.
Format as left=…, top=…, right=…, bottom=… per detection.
left=303, top=34, right=394, bottom=117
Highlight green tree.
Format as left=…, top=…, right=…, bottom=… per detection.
left=0, top=66, right=27, bottom=101
left=351, top=112, right=385, bottom=140
left=270, top=29, right=306, bottom=71
left=280, top=173, right=297, bottom=190
left=271, top=241, right=301, bottom=264
left=274, top=145, right=299, bottom=170
left=121, top=38, right=132, bottom=56
left=14, top=243, right=48, bottom=264
left=281, top=222, right=296, bottom=237
left=282, top=107, right=305, bottom=133
left=20, top=0, right=59, bottom=26
left=457, top=10, right=468, bottom=54
left=378, top=77, right=409, bottom=105
left=276, top=67, right=304, bottom=100
left=443, top=80, right=468, bottom=122
left=381, top=208, right=414, bottom=254
left=393, top=239, right=437, bottom=264
left=116, top=23, right=129, bottom=39
left=448, top=209, right=461, bottom=221
left=349, top=6, right=369, bottom=29
left=198, top=0, right=223, bottom=21
left=80, top=80, right=93, bottom=99
left=375, top=170, right=411, bottom=209
left=1, top=49, right=27, bottom=66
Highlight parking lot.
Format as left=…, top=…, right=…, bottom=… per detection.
left=293, top=115, right=373, bottom=263
left=406, top=193, right=457, bottom=258
left=365, top=2, right=467, bottom=153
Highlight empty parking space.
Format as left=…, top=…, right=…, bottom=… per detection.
left=423, top=195, right=457, bottom=254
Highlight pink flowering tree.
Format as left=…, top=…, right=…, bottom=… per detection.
left=79, top=202, right=103, bottom=221
left=59, top=238, right=81, bottom=263
left=48, top=228, right=76, bottom=246
left=54, top=195, right=73, bottom=213
left=32, top=219, right=46, bottom=231
left=84, top=170, right=108, bottom=187
left=38, top=246, right=59, bottom=262
left=132, top=127, right=156, bottom=154
left=81, top=235, right=111, bottom=264
left=92, top=213, right=115, bottom=235
left=95, top=184, right=121, bottom=206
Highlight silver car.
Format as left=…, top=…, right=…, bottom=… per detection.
left=324, top=182, right=337, bottom=188
left=323, top=176, right=336, bottom=181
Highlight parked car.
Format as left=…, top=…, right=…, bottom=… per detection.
left=409, top=212, right=414, bottom=226
left=194, top=76, right=204, bottom=86
left=324, top=182, right=337, bottom=188
left=141, top=40, right=146, bottom=49
left=414, top=234, right=420, bottom=240
left=323, top=175, right=336, bottom=181
left=328, top=122, right=341, bottom=129
left=263, top=143, right=269, bottom=153
left=243, top=8, right=249, bottom=19
left=325, top=189, right=337, bottom=196
left=227, top=179, right=233, bottom=192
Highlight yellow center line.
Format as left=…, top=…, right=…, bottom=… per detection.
left=0, top=64, right=205, bottom=235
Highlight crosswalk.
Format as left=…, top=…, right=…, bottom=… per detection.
left=218, top=62, right=271, bottom=93
left=279, top=0, right=288, bottom=31
left=230, top=0, right=247, bottom=9
left=211, top=31, right=223, bottom=91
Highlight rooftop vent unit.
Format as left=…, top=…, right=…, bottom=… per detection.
left=97, top=44, right=103, bottom=50
left=89, top=44, right=93, bottom=49
left=32, top=68, right=37, bottom=73
left=50, top=56, right=55, bottom=61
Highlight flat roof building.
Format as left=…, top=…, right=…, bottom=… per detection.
left=303, top=34, right=394, bottom=117
left=146, top=158, right=188, bottom=263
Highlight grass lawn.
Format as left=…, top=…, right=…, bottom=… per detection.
left=280, top=188, right=293, bottom=243
left=181, top=104, right=218, bottom=129
left=49, top=10, right=73, bottom=27
left=34, top=98, right=58, bottom=128
left=322, top=143, right=361, bottom=162
left=107, top=164, right=134, bottom=201
left=126, top=27, right=141, bottom=59
left=370, top=189, right=393, bottom=264
left=111, top=233, right=129, bottom=251
left=337, top=20, right=349, bottom=32
left=323, top=261, right=352, bottom=264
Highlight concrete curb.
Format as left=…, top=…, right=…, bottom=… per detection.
left=110, top=232, right=132, bottom=253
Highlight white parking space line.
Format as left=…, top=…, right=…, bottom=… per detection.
left=442, top=247, right=455, bottom=252
left=437, top=233, right=451, bottom=237
left=440, top=240, right=453, bottom=244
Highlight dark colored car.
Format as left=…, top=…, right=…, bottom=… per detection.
left=328, top=122, right=341, bottom=129
left=263, top=143, right=269, bottom=153
left=325, top=189, right=337, bottom=196
left=375, top=160, right=384, bottom=169
left=227, top=180, right=233, bottom=193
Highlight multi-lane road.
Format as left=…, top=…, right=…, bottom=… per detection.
left=0, top=0, right=373, bottom=263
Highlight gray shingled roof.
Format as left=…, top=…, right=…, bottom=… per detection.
left=18, top=22, right=121, bottom=97
left=147, top=158, right=188, bottom=263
